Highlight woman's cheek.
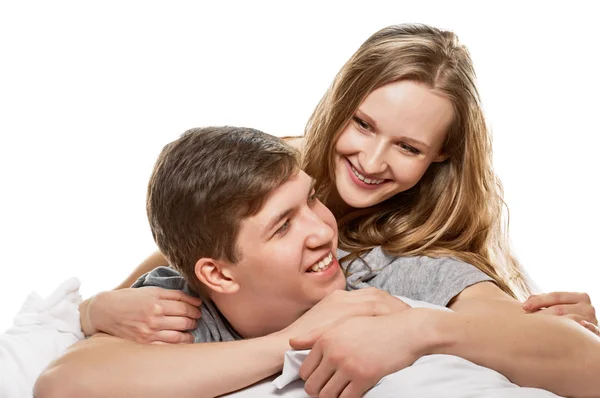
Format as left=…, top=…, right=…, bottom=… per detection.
left=336, top=128, right=363, bottom=153
left=392, top=159, right=427, bottom=186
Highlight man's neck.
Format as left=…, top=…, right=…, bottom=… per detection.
left=212, top=293, right=307, bottom=339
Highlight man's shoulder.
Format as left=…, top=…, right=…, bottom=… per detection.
left=131, top=266, right=191, bottom=292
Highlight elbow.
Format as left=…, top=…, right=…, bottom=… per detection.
left=33, top=369, right=59, bottom=398
left=34, top=365, right=83, bottom=398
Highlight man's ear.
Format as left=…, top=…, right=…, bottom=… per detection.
left=194, top=258, right=239, bottom=295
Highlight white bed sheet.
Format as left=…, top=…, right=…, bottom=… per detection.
left=225, top=297, right=562, bottom=398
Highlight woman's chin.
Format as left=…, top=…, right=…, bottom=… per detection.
left=338, top=189, right=381, bottom=209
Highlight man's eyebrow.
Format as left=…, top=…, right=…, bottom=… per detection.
left=262, top=208, right=294, bottom=238
left=262, top=178, right=317, bottom=238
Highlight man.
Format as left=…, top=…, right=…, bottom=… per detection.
left=34, top=127, right=416, bottom=397
left=34, top=127, right=600, bottom=398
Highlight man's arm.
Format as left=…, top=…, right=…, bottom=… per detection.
left=34, top=332, right=289, bottom=398
left=36, top=289, right=410, bottom=398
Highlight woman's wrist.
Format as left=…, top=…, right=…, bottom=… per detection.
left=79, top=292, right=103, bottom=337
left=393, top=308, right=454, bottom=357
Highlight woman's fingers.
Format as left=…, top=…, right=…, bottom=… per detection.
left=159, top=299, right=202, bottom=319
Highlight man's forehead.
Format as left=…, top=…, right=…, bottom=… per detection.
left=264, top=169, right=308, bottom=201
left=244, top=171, right=314, bottom=230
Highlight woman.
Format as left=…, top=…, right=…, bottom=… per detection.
left=81, top=23, right=596, bottom=340
left=78, top=24, right=598, bottom=395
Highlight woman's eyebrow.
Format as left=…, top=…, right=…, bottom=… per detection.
left=356, top=108, right=430, bottom=149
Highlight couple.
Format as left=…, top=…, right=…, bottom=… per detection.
left=36, top=24, right=600, bottom=398
left=36, top=126, right=600, bottom=398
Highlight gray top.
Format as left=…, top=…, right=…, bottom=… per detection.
left=132, top=247, right=492, bottom=343
left=340, top=247, right=492, bottom=307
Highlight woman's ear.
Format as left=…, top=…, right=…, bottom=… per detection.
left=433, top=152, right=449, bottom=163
left=194, top=258, right=239, bottom=295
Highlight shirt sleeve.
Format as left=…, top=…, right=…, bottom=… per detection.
left=409, top=257, right=494, bottom=307
left=131, top=266, right=239, bottom=343
left=373, top=256, right=494, bottom=307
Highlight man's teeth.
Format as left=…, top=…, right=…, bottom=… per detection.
left=309, top=252, right=333, bottom=272
left=351, top=165, right=384, bottom=185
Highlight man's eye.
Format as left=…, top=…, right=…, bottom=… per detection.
left=276, top=220, right=290, bottom=235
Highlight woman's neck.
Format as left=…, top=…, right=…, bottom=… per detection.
left=326, top=189, right=354, bottom=220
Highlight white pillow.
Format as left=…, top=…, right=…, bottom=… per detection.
left=225, top=297, right=561, bottom=398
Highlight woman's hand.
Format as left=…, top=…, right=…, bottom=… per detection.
left=82, top=287, right=202, bottom=343
left=523, top=291, right=598, bottom=335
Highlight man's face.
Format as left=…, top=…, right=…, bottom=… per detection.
left=231, top=170, right=346, bottom=317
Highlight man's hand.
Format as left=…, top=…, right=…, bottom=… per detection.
left=289, top=309, right=430, bottom=398
left=280, top=288, right=410, bottom=343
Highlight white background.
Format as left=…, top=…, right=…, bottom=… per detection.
left=0, top=1, right=598, bottom=330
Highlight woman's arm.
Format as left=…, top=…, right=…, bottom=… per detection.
left=291, top=282, right=600, bottom=398
left=80, top=286, right=202, bottom=342
left=281, top=136, right=306, bottom=152
left=114, top=250, right=169, bottom=290
left=523, top=291, right=599, bottom=334
left=79, top=250, right=169, bottom=336
left=436, top=282, right=600, bottom=397
left=79, top=251, right=204, bottom=342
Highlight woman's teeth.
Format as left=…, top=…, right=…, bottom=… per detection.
left=351, top=164, right=384, bottom=185
left=309, top=252, right=334, bottom=272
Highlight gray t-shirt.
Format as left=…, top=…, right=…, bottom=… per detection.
left=132, top=247, right=492, bottom=343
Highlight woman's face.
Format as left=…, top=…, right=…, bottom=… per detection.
left=333, top=80, right=454, bottom=209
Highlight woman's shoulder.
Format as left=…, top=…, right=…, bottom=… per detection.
left=350, top=248, right=489, bottom=285
left=363, top=249, right=493, bottom=307
left=281, top=136, right=306, bottom=151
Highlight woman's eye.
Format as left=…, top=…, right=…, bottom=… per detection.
left=276, top=220, right=290, bottom=235
left=400, top=143, right=420, bottom=155
left=352, top=116, right=371, bottom=131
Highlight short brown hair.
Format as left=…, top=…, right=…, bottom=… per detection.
left=147, top=126, right=300, bottom=295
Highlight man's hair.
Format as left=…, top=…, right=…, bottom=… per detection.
left=147, top=126, right=300, bottom=295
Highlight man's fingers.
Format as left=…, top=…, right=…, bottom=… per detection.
left=318, top=371, right=351, bottom=398
left=290, top=325, right=329, bottom=350
left=298, top=348, right=323, bottom=382
left=340, top=381, right=369, bottom=398
left=303, top=361, right=335, bottom=397
left=289, top=334, right=316, bottom=351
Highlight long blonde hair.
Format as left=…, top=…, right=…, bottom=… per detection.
left=303, top=24, right=532, bottom=299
